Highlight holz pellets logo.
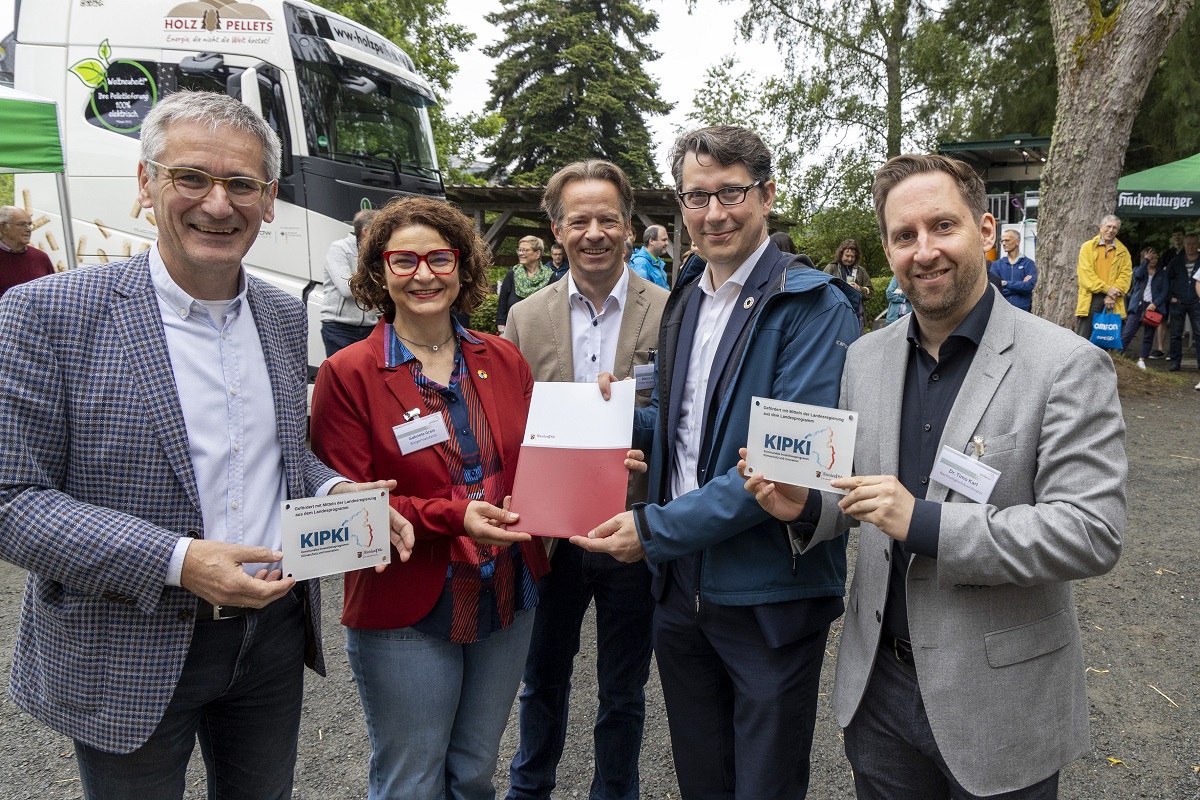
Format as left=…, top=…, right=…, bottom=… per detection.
left=164, top=1, right=275, bottom=36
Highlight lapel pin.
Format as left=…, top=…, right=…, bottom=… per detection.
left=743, top=296, right=755, bottom=310
left=477, top=370, right=488, bottom=379
left=972, top=435, right=985, bottom=458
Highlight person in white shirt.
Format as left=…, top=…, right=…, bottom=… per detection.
left=502, top=160, right=667, bottom=800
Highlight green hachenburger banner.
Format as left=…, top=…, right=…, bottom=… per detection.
left=1116, top=151, right=1200, bottom=218
left=0, top=87, right=66, bottom=174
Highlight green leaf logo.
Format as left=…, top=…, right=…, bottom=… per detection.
left=70, top=59, right=109, bottom=91
left=69, top=40, right=114, bottom=91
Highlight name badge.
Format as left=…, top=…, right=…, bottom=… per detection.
left=633, top=363, right=656, bottom=391
left=393, top=413, right=450, bottom=455
left=931, top=445, right=1000, bottom=504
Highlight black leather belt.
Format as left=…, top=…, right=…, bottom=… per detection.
left=197, top=600, right=252, bottom=620
left=196, top=586, right=302, bottom=621
left=882, top=634, right=916, bottom=667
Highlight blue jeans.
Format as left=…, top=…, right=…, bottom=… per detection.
left=1121, top=307, right=1157, bottom=358
left=346, top=608, right=535, bottom=800
left=844, top=643, right=1059, bottom=799
left=74, top=591, right=306, bottom=800
left=507, top=544, right=653, bottom=800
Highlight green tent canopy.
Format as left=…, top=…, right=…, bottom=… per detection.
left=0, top=86, right=76, bottom=269
left=0, top=86, right=66, bottom=174
left=1116, top=151, right=1200, bottom=218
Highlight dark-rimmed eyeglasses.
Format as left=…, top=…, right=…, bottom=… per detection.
left=383, top=249, right=460, bottom=277
left=146, top=160, right=275, bottom=206
left=677, top=180, right=763, bottom=210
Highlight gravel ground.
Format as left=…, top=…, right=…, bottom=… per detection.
left=0, top=359, right=1196, bottom=799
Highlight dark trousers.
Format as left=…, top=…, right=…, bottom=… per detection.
left=652, top=572, right=829, bottom=800
left=321, top=320, right=374, bottom=359
left=1168, top=301, right=1200, bottom=368
left=844, top=641, right=1059, bottom=800
left=1120, top=307, right=1158, bottom=358
left=73, top=592, right=306, bottom=800
left=1074, top=293, right=1114, bottom=344
left=508, top=543, right=654, bottom=800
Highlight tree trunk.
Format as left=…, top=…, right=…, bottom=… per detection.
left=1035, top=0, right=1193, bottom=328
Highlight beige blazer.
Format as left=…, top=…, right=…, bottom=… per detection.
left=805, top=288, right=1126, bottom=795
left=502, top=268, right=668, bottom=512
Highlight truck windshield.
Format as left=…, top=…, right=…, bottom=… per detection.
left=296, top=61, right=439, bottom=179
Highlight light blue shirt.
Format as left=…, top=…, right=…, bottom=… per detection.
left=150, top=246, right=341, bottom=584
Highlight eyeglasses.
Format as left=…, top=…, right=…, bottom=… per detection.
left=516, top=248, right=540, bottom=255
left=677, top=180, right=763, bottom=210
left=383, top=249, right=460, bottom=277
left=3, top=221, right=34, bottom=230
left=146, top=160, right=275, bottom=206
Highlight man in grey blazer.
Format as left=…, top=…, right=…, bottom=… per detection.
left=743, top=154, right=1125, bottom=798
left=503, top=160, right=667, bottom=800
left=0, top=91, right=410, bottom=799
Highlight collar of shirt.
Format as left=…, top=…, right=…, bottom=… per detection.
left=566, top=266, right=629, bottom=382
left=566, top=265, right=629, bottom=317
left=0, top=240, right=23, bottom=254
left=700, top=236, right=768, bottom=298
left=149, top=243, right=247, bottom=320
left=906, top=283, right=995, bottom=358
left=1095, top=236, right=1117, bottom=251
left=384, top=316, right=481, bottom=368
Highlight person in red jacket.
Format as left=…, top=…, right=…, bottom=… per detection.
left=311, top=196, right=547, bottom=800
left=311, top=196, right=644, bottom=800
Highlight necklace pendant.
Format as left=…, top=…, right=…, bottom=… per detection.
left=431, top=344, right=439, bottom=351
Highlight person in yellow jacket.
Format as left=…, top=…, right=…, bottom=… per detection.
left=1075, top=214, right=1132, bottom=342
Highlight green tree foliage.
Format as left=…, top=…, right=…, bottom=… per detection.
left=312, top=0, right=494, bottom=184
left=483, top=0, right=672, bottom=186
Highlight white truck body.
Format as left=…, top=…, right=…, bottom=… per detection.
left=3, top=0, right=443, bottom=373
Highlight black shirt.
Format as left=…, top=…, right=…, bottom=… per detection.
left=881, top=287, right=994, bottom=641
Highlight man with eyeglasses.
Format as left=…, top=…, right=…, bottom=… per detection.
left=576, top=125, right=860, bottom=799
left=0, top=206, right=54, bottom=297
left=0, top=90, right=411, bottom=799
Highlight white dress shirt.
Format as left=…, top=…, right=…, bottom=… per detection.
left=150, top=246, right=339, bottom=584
left=567, top=267, right=630, bottom=383
left=670, top=238, right=769, bottom=502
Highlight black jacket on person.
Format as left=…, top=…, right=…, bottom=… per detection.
left=1166, top=253, right=1199, bottom=303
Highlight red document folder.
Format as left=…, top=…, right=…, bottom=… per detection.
left=508, top=446, right=630, bottom=537
left=507, top=380, right=636, bottom=538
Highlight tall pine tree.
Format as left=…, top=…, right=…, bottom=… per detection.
left=483, top=0, right=672, bottom=186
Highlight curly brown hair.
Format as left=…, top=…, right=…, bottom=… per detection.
left=834, top=239, right=860, bottom=266
left=350, top=196, right=492, bottom=317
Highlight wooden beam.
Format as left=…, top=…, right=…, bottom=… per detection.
left=482, top=210, right=514, bottom=249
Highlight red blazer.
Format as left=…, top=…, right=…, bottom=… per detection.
left=311, top=321, right=551, bottom=630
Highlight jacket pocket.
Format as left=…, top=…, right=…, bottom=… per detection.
left=984, top=608, right=1072, bottom=668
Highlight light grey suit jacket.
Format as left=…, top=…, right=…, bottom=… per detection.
left=806, top=288, right=1126, bottom=795
left=503, top=268, right=668, bottom=511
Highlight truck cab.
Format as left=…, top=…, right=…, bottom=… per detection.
left=9, top=0, right=443, bottom=373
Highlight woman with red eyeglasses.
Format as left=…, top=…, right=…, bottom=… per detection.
left=310, top=196, right=551, bottom=800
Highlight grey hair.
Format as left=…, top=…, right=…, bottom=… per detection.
left=643, top=225, right=664, bottom=246
left=0, top=206, right=24, bottom=224
left=669, top=126, right=773, bottom=191
left=1100, top=214, right=1121, bottom=227
left=140, top=90, right=282, bottom=182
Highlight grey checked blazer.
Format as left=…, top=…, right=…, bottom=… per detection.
left=0, top=253, right=338, bottom=754
left=804, top=288, right=1126, bottom=795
